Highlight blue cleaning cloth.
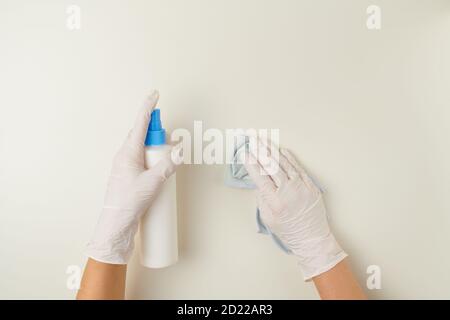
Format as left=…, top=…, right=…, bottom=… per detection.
left=224, top=136, right=292, bottom=254
left=224, top=136, right=256, bottom=189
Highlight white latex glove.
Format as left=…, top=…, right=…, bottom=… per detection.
left=86, top=90, right=182, bottom=264
left=243, top=139, right=347, bottom=280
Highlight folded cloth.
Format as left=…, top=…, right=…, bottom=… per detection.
left=224, top=136, right=256, bottom=189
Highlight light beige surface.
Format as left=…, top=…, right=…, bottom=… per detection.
left=1, top=0, right=449, bottom=299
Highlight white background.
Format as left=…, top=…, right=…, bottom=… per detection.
left=1, top=0, right=449, bottom=299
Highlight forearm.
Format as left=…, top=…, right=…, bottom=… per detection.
left=312, top=258, right=366, bottom=300
left=76, top=258, right=127, bottom=300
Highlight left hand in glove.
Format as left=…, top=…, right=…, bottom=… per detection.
left=86, top=90, right=182, bottom=264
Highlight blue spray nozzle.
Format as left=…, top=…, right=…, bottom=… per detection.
left=150, top=109, right=162, bottom=130
left=145, top=109, right=166, bottom=146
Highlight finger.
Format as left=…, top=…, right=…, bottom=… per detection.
left=129, top=90, right=160, bottom=147
left=242, top=151, right=276, bottom=193
left=278, top=152, right=299, bottom=180
left=145, top=148, right=178, bottom=181
left=280, top=148, right=316, bottom=190
left=253, top=131, right=293, bottom=179
left=254, top=137, right=287, bottom=187
left=133, top=158, right=175, bottom=217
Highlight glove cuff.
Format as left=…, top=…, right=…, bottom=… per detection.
left=85, top=207, right=138, bottom=264
left=292, top=199, right=348, bottom=281
left=297, top=232, right=348, bottom=281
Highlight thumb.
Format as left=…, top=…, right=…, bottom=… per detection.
left=129, top=90, right=160, bottom=147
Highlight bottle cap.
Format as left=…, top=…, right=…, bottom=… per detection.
left=145, top=109, right=166, bottom=146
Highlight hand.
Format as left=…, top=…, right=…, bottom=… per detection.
left=243, top=139, right=347, bottom=280
left=86, top=90, right=181, bottom=264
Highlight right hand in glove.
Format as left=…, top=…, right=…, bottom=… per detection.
left=243, top=139, right=347, bottom=280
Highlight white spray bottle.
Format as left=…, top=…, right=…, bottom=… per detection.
left=139, top=109, right=178, bottom=268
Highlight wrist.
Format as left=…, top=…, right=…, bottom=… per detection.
left=294, top=233, right=347, bottom=281
left=85, top=207, right=139, bottom=264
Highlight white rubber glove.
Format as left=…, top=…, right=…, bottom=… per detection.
left=243, top=139, right=347, bottom=280
left=86, top=90, right=182, bottom=264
